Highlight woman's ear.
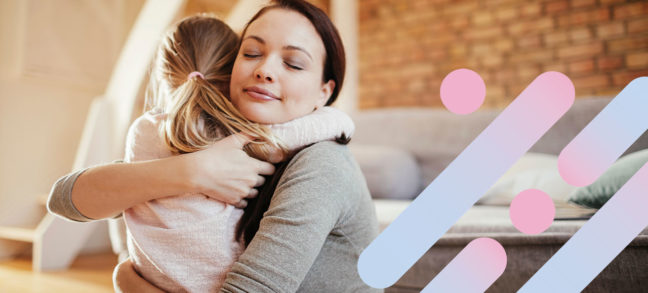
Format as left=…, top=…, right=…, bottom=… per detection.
left=316, top=80, right=336, bottom=109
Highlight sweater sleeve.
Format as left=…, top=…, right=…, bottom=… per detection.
left=268, top=106, right=355, bottom=151
left=221, top=141, right=359, bottom=293
left=47, top=167, right=95, bottom=222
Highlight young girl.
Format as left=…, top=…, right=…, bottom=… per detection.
left=124, top=15, right=353, bottom=292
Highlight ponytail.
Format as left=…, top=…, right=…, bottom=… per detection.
left=146, top=15, right=288, bottom=161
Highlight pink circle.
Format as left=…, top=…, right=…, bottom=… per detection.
left=509, top=189, right=555, bottom=235
left=440, top=68, right=486, bottom=114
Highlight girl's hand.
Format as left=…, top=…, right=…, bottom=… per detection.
left=113, top=259, right=163, bottom=293
left=181, top=133, right=276, bottom=207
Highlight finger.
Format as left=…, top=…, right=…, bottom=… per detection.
left=234, top=199, right=248, bottom=209
left=248, top=188, right=258, bottom=198
left=113, top=259, right=131, bottom=290
left=257, top=161, right=275, bottom=176
left=254, top=175, right=265, bottom=187
left=267, top=148, right=285, bottom=164
left=221, top=132, right=254, bottom=149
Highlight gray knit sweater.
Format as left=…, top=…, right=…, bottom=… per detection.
left=48, top=141, right=382, bottom=292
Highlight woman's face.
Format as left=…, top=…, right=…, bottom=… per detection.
left=230, top=9, right=334, bottom=124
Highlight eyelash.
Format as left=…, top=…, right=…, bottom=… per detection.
left=243, top=53, right=303, bottom=71
left=284, top=62, right=303, bottom=70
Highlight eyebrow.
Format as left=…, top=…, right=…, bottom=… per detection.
left=243, top=35, right=313, bottom=61
left=284, top=45, right=313, bottom=61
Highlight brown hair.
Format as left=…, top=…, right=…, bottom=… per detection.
left=147, top=15, right=287, bottom=160
left=236, top=0, right=349, bottom=245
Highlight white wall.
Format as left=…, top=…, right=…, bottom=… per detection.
left=0, top=0, right=144, bottom=255
left=331, top=0, right=358, bottom=114
left=225, top=0, right=269, bottom=33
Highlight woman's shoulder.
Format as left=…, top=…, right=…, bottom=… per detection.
left=278, top=141, right=379, bottom=253
left=288, top=141, right=355, bottom=171
left=285, top=141, right=361, bottom=186
left=279, top=141, right=369, bottom=205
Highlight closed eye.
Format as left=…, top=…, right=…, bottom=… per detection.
left=284, top=62, right=303, bottom=70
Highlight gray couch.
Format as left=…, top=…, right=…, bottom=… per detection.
left=349, top=97, right=648, bottom=292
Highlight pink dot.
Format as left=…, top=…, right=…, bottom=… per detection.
left=509, top=189, right=555, bottom=235
left=440, top=68, right=486, bottom=114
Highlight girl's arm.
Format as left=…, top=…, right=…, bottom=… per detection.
left=269, top=106, right=355, bottom=151
left=48, top=133, right=275, bottom=221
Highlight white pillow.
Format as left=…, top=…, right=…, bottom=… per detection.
left=477, top=153, right=578, bottom=205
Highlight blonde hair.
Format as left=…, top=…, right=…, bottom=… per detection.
left=146, top=15, right=285, bottom=160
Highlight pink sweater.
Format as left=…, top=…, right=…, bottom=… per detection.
left=122, top=107, right=354, bottom=292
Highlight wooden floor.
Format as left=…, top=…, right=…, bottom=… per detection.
left=0, top=253, right=117, bottom=293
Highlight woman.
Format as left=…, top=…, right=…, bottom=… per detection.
left=49, top=1, right=380, bottom=292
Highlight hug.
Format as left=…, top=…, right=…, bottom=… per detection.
left=48, top=0, right=380, bottom=292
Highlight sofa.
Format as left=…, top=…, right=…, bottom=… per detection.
left=349, top=97, right=648, bottom=292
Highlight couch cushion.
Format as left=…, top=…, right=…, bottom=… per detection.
left=351, top=98, right=648, bottom=184
left=478, top=153, right=578, bottom=205
left=349, top=144, right=422, bottom=199
left=569, top=148, right=648, bottom=209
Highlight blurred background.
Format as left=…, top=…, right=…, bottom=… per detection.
left=0, top=0, right=647, bottom=288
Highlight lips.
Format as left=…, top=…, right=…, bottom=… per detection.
left=243, top=86, right=280, bottom=101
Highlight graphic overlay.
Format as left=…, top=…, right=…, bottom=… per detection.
left=558, top=77, right=648, bottom=187
left=520, top=162, right=648, bottom=292
left=440, top=68, right=486, bottom=115
left=421, top=238, right=506, bottom=292
left=509, top=189, right=555, bottom=235
left=357, top=71, right=575, bottom=289
left=520, top=77, right=648, bottom=292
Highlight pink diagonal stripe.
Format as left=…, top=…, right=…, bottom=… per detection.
left=422, top=238, right=507, bottom=292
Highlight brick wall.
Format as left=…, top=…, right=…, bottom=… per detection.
left=358, top=0, right=648, bottom=109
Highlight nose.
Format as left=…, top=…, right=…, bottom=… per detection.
left=254, top=61, right=275, bottom=82
left=256, top=72, right=272, bottom=82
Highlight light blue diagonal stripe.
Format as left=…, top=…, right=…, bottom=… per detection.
left=518, top=162, right=648, bottom=292
left=559, top=77, right=648, bottom=186
left=358, top=72, right=575, bottom=288
left=519, top=77, right=648, bottom=292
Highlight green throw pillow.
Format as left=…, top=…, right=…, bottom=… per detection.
left=569, top=148, right=648, bottom=209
